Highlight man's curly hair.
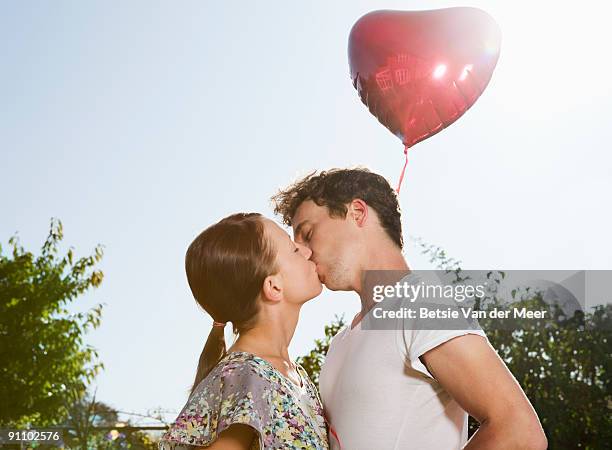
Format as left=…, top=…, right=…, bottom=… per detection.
left=271, top=167, right=403, bottom=249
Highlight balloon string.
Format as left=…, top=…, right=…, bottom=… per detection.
left=396, top=145, right=409, bottom=194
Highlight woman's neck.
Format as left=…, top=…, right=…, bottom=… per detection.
left=231, top=304, right=301, bottom=362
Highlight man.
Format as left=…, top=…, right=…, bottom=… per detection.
left=272, top=168, right=547, bottom=450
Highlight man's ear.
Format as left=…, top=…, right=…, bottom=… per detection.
left=261, top=274, right=283, bottom=303
left=348, top=198, right=368, bottom=227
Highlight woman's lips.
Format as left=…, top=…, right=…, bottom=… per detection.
left=312, top=259, right=325, bottom=281
left=316, top=267, right=325, bottom=283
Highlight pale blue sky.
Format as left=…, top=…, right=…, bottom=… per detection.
left=2, top=1, right=611, bottom=422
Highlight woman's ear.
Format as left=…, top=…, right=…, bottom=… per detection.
left=261, top=274, right=283, bottom=303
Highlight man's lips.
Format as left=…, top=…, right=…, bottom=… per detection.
left=311, top=258, right=325, bottom=281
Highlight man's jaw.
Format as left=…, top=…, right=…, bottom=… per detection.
left=318, top=270, right=342, bottom=291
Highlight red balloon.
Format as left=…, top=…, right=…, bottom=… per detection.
left=348, top=8, right=501, bottom=148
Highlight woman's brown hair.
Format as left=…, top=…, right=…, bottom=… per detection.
left=185, top=213, right=278, bottom=395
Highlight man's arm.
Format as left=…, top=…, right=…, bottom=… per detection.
left=420, top=334, right=547, bottom=450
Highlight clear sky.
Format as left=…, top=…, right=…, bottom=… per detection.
left=2, top=1, right=611, bottom=423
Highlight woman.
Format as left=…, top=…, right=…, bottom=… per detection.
left=159, top=213, right=329, bottom=450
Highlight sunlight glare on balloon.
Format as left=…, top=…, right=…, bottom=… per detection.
left=460, top=64, right=473, bottom=81
left=484, top=38, right=499, bottom=55
left=433, top=64, right=447, bottom=79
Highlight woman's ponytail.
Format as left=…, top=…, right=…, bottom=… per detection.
left=190, top=322, right=227, bottom=395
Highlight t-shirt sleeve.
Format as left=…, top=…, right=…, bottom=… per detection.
left=404, top=327, right=488, bottom=379
left=398, top=272, right=489, bottom=380
left=159, top=361, right=269, bottom=449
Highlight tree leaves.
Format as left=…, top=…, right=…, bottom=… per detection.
left=297, top=315, right=346, bottom=388
left=0, top=219, right=105, bottom=427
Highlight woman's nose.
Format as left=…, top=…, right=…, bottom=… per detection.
left=298, top=243, right=312, bottom=259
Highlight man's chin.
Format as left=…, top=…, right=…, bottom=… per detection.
left=319, top=272, right=350, bottom=291
left=322, top=280, right=350, bottom=292
left=325, top=284, right=342, bottom=292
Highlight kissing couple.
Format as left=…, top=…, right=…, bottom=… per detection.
left=159, top=168, right=546, bottom=450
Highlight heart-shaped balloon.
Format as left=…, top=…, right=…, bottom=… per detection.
left=349, top=8, right=501, bottom=149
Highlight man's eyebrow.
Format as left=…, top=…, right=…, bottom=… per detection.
left=294, top=220, right=310, bottom=239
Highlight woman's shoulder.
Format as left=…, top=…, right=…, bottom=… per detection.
left=198, top=351, right=282, bottom=392
left=161, top=351, right=329, bottom=450
left=160, top=352, right=273, bottom=449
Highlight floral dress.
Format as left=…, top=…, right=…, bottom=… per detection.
left=159, top=351, right=329, bottom=450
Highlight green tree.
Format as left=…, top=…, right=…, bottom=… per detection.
left=0, top=219, right=104, bottom=427
left=475, top=298, right=612, bottom=448
left=297, top=315, right=345, bottom=387
left=62, top=392, right=160, bottom=450
left=413, top=241, right=612, bottom=448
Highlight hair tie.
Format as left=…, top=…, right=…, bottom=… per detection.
left=212, top=321, right=226, bottom=328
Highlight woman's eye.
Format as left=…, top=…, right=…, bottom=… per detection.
left=306, top=230, right=313, bottom=242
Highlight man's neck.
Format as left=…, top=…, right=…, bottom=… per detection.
left=352, top=244, right=410, bottom=329
left=355, top=244, right=410, bottom=294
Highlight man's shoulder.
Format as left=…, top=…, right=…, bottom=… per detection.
left=321, top=324, right=350, bottom=360
left=329, top=324, right=350, bottom=344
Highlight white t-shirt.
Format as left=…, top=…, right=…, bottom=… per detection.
left=319, top=275, right=487, bottom=450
